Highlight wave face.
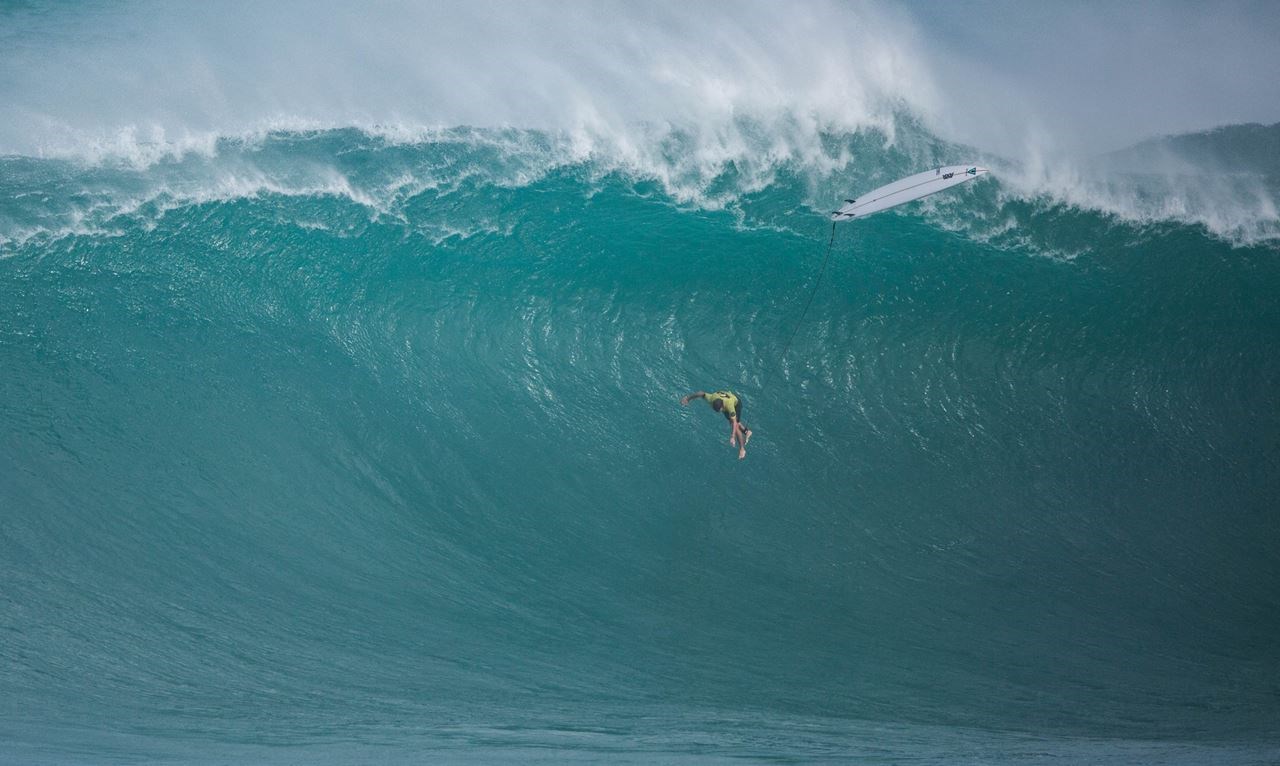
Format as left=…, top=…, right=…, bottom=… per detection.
left=3, top=123, right=1279, bottom=764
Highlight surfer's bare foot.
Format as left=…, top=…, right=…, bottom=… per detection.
left=730, top=437, right=737, bottom=447
left=743, top=429, right=752, bottom=446
left=738, top=448, right=747, bottom=460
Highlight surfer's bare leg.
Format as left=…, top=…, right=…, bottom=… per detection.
left=732, top=418, right=747, bottom=459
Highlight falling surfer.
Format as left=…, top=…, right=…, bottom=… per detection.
left=680, top=390, right=752, bottom=459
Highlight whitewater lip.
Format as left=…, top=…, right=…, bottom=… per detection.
left=4, top=123, right=1277, bottom=257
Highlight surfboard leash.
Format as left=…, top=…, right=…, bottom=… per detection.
left=774, top=220, right=838, bottom=374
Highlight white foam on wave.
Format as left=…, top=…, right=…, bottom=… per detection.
left=4, top=124, right=1276, bottom=255
left=0, top=128, right=566, bottom=249
left=2, top=0, right=1276, bottom=247
left=0, top=2, right=935, bottom=187
left=988, top=149, right=1280, bottom=247
left=24, top=123, right=224, bottom=170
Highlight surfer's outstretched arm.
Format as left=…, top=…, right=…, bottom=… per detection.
left=680, top=391, right=706, bottom=406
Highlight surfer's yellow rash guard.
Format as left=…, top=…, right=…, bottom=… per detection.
left=706, top=391, right=739, bottom=417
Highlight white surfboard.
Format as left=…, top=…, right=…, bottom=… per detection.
left=831, top=165, right=989, bottom=221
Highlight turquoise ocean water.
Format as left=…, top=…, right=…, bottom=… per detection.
left=3, top=5, right=1280, bottom=764
left=3, top=121, right=1278, bottom=765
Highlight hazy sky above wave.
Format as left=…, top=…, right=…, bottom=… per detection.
left=1, top=0, right=1278, bottom=158
left=904, top=0, right=1280, bottom=153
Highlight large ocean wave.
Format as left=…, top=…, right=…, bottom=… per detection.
left=3, top=2, right=1279, bottom=763
left=3, top=122, right=1279, bottom=763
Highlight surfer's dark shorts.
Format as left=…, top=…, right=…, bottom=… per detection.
left=724, top=396, right=744, bottom=422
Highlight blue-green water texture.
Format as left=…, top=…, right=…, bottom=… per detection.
left=3, top=124, right=1280, bottom=764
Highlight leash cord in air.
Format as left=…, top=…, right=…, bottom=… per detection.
left=775, top=220, right=838, bottom=372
